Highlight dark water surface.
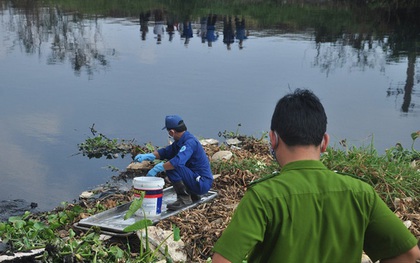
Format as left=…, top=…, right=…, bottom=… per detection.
left=0, top=1, right=419, bottom=219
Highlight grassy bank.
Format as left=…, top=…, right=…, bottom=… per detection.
left=0, top=132, right=419, bottom=262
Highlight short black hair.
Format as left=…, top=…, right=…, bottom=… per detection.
left=169, top=121, right=187, bottom=132
left=270, top=89, right=327, bottom=147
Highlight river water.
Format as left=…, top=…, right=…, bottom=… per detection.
left=0, top=2, right=419, bottom=219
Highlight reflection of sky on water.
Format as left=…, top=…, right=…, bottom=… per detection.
left=0, top=12, right=419, bottom=212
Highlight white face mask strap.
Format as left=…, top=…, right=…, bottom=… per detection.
left=270, top=130, right=280, bottom=162
left=168, top=129, right=175, bottom=139
left=273, top=131, right=280, bottom=149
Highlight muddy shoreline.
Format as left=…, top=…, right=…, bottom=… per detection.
left=0, top=200, right=39, bottom=223
left=1, top=138, right=419, bottom=262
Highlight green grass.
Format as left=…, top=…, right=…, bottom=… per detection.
left=1, top=131, right=418, bottom=261
left=322, top=144, right=419, bottom=208
left=211, top=132, right=419, bottom=210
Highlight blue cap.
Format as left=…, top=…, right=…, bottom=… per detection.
left=162, top=115, right=184, bottom=130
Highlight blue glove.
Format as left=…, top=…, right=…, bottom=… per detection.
left=134, top=153, right=155, bottom=163
left=147, top=162, right=164, bottom=177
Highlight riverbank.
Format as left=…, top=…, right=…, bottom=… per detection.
left=1, top=134, right=419, bottom=262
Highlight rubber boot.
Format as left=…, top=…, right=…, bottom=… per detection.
left=167, top=181, right=193, bottom=211
left=190, top=193, right=202, bottom=202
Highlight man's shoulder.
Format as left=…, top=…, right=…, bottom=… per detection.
left=184, top=131, right=201, bottom=143
left=247, top=173, right=279, bottom=188
left=181, top=131, right=195, bottom=140
left=248, top=167, right=374, bottom=196
left=333, top=171, right=371, bottom=187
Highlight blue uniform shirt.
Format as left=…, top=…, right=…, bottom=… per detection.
left=157, top=131, right=213, bottom=182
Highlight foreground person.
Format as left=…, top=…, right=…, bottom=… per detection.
left=135, top=115, right=213, bottom=210
left=212, top=89, right=420, bottom=263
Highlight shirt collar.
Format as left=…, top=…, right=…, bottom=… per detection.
left=175, top=131, right=190, bottom=146
left=281, top=160, right=327, bottom=173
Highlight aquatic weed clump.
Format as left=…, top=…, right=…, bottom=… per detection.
left=77, top=124, right=137, bottom=159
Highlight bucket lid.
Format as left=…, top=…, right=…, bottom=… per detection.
left=133, top=177, right=165, bottom=188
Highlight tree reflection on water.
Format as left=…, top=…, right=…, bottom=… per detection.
left=1, top=0, right=419, bottom=112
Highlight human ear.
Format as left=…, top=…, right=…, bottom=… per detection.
left=269, top=130, right=279, bottom=149
left=168, top=130, right=175, bottom=137
left=321, top=133, right=329, bottom=152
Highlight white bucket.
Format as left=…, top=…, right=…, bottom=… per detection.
left=133, top=177, right=165, bottom=218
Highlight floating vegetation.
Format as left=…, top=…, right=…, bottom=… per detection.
left=77, top=124, right=136, bottom=159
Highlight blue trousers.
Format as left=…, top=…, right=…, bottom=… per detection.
left=166, top=166, right=212, bottom=195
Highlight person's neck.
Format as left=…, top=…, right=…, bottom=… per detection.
left=174, top=130, right=185, bottom=141
left=277, top=145, right=321, bottom=167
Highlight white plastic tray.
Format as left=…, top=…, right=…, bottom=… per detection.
left=75, top=187, right=217, bottom=236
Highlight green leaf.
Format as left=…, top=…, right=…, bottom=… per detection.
left=411, top=131, right=420, bottom=141
left=123, top=219, right=152, bottom=232
left=22, top=211, right=31, bottom=220
left=59, top=214, right=69, bottom=224
left=69, top=228, right=76, bottom=238
left=33, top=222, right=46, bottom=230
left=173, top=225, right=180, bottom=241
left=72, top=205, right=83, bottom=214
left=124, top=193, right=145, bottom=220
left=145, top=143, right=155, bottom=152
left=8, top=216, right=23, bottom=223
left=13, top=220, right=26, bottom=229
left=109, top=246, right=125, bottom=258
left=0, top=222, right=6, bottom=232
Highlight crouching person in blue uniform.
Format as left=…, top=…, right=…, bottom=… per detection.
left=134, top=115, right=213, bottom=210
